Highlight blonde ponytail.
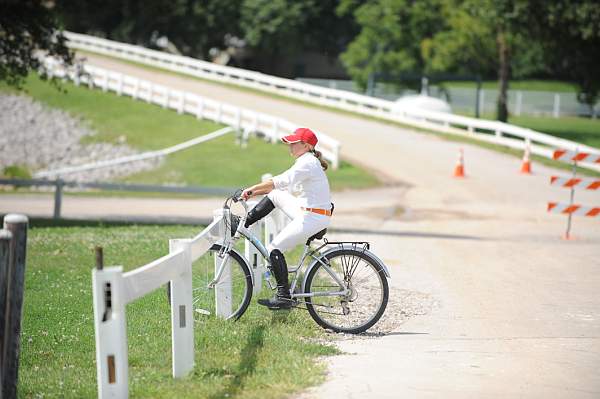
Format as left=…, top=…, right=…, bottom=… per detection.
left=311, top=149, right=328, bottom=171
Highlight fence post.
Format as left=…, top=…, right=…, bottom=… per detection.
left=102, top=72, right=108, bottom=92
left=244, top=200, right=263, bottom=294
left=163, top=89, right=170, bottom=109
left=132, top=79, right=139, bottom=100
left=196, top=98, right=204, bottom=120
left=53, top=178, right=64, bottom=220
left=332, top=144, right=341, bottom=170
left=235, top=108, right=242, bottom=131
left=92, top=264, right=128, bottom=399
left=216, top=103, right=223, bottom=123
left=2, top=214, right=28, bottom=399
left=553, top=93, right=560, bottom=118
left=478, top=89, right=485, bottom=116
left=212, top=210, right=232, bottom=318
left=177, top=93, right=184, bottom=115
left=515, top=91, right=523, bottom=116
left=168, top=239, right=194, bottom=378
left=0, top=228, right=12, bottom=388
left=116, top=74, right=123, bottom=96
left=271, top=120, right=279, bottom=143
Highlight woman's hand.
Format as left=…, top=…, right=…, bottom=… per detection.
left=241, top=180, right=274, bottom=200
left=241, top=188, right=254, bottom=200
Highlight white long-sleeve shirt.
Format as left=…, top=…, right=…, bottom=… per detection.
left=271, top=152, right=331, bottom=209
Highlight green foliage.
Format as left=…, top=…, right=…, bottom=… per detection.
left=0, top=0, right=74, bottom=88
left=57, top=0, right=241, bottom=59
left=529, top=0, right=600, bottom=109
left=20, top=225, right=339, bottom=397
left=241, top=0, right=316, bottom=51
left=338, top=0, right=447, bottom=90
left=2, top=165, right=32, bottom=179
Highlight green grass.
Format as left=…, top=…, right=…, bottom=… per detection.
left=20, top=225, right=339, bottom=398
left=0, top=75, right=379, bottom=192
left=508, top=115, right=600, bottom=149
left=439, top=80, right=579, bottom=92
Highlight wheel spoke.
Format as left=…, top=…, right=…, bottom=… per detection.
left=305, top=249, right=388, bottom=334
left=186, top=245, right=252, bottom=321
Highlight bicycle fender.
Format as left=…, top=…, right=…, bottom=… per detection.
left=301, top=245, right=391, bottom=293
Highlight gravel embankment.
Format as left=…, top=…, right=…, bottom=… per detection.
left=0, top=94, right=160, bottom=182
left=329, top=287, right=437, bottom=340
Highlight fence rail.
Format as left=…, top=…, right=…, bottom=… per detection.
left=90, top=188, right=287, bottom=397
left=34, top=127, right=234, bottom=178
left=64, top=31, right=600, bottom=172
left=44, top=52, right=341, bottom=169
left=0, top=178, right=237, bottom=220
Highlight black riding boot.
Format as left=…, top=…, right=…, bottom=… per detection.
left=244, top=196, right=275, bottom=228
left=258, top=249, right=292, bottom=309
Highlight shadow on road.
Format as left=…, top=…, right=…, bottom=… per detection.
left=330, top=228, right=485, bottom=241
left=357, top=331, right=430, bottom=338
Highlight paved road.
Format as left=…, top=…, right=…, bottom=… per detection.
left=4, top=53, right=599, bottom=398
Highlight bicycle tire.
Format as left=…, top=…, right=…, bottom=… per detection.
left=166, top=244, right=253, bottom=321
left=304, top=249, right=389, bottom=334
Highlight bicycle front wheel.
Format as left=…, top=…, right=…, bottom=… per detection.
left=168, top=244, right=253, bottom=320
left=304, top=249, right=389, bottom=334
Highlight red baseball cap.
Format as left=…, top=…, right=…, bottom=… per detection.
left=282, top=127, right=318, bottom=147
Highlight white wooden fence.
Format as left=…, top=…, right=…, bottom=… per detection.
left=92, top=215, right=223, bottom=398
left=34, top=126, right=234, bottom=178
left=64, top=31, right=600, bottom=172
left=43, top=55, right=341, bottom=169
left=92, top=201, right=286, bottom=398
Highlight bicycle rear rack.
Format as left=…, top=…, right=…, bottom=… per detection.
left=312, top=238, right=370, bottom=255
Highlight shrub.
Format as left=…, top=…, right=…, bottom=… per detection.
left=2, top=165, right=32, bottom=179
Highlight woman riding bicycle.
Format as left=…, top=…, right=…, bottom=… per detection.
left=241, top=127, right=332, bottom=309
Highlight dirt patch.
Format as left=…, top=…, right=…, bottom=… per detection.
left=325, top=287, right=438, bottom=341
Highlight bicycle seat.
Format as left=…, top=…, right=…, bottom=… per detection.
left=306, top=228, right=327, bottom=244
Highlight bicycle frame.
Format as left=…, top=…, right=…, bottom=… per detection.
left=211, top=207, right=349, bottom=299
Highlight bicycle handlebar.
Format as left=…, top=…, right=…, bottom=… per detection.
left=232, top=190, right=252, bottom=203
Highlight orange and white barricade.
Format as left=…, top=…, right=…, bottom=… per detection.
left=548, top=149, right=600, bottom=239
left=552, top=150, right=600, bottom=164
left=547, top=203, right=600, bottom=217
left=550, top=176, right=600, bottom=190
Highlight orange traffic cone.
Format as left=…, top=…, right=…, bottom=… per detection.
left=520, top=142, right=532, bottom=174
left=453, top=148, right=465, bottom=178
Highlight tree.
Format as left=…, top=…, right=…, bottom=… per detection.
left=529, top=0, right=600, bottom=116
left=337, top=0, right=448, bottom=90
left=56, top=0, right=241, bottom=59
left=0, top=0, right=74, bottom=87
left=239, top=0, right=356, bottom=75
left=424, top=0, right=539, bottom=122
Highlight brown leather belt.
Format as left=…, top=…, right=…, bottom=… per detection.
left=302, top=207, right=332, bottom=216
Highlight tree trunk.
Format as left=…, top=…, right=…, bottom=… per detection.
left=496, top=29, right=510, bottom=122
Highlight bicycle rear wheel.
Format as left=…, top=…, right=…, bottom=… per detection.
left=167, top=244, right=253, bottom=320
left=304, top=249, right=389, bottom=334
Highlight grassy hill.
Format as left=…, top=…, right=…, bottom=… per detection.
left=1, top=75, right=380, bottom=191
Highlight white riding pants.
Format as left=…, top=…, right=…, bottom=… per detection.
left=266, top=189, right=331, bottom=253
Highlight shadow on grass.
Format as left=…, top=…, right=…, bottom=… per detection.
left=208, top=324, right=267, bottom=399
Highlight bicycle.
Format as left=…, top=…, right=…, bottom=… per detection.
left=173, top=190, right=391, bottom=334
